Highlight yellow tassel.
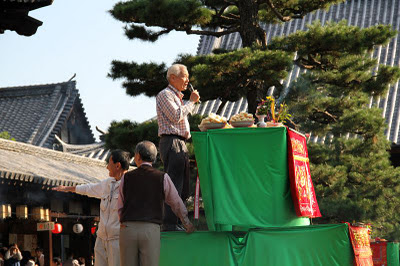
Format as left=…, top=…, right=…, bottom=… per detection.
left=271, top=98, right=275, bottom=122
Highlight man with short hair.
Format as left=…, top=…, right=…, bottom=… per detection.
left=156, top=63, right=200, bottom=231
left=34, top=247, right=44, bottom=266
left=53, top=149, right=130, bottom=266
left=118, top=141, right=194, bottom=266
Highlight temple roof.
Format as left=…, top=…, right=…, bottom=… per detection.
left=54, top=135, right=137, bottom=165
left=0, top=80, right=95, bottom=148
left=0, top=138, right=108, bottom=187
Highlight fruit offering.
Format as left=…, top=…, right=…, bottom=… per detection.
left=198, top=113, right=227, bottom=131
left=230, top=112, right=254, bottom=122
left=200, top=113, right=227, bottom=124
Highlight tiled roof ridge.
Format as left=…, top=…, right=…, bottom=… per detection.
left=27, top=83, right=72, bottom=146
left=0, top=80, right=74, bottom=91
left=55, top=135, right=105, bottom=153
left=2, top=0, right=51, bottom=2
left=0, top=138, right=106, bottom=167
left=71, top=92, right=95, bottom=140
left=42, top=84, right=77, bottom=147
left=44, top=86, right=95, bottom=148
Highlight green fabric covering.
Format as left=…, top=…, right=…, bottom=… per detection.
left=160, top=224, right=353, bottom=266
left=387, top=242, right=400, bottom=266
left=160, top=231, right=235, bottom=266
left=192, top=127, right=309, bottom=231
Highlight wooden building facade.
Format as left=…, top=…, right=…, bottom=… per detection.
left=0, top=138, right=108, bottom=265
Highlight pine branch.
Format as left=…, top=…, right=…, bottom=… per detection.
left=262, top=0, right=307, bottom=22
left=216, top=4, right=230, bottom=17
left=221, top=13, right=240, bottom=21
left=312, top=108, right=338, bottom=122
left=294, top=57, right=319, bottom=70
left=184, top=27, right=240, bottom=37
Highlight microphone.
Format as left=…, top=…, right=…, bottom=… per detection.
left=188, top=83, right=201, bottom=104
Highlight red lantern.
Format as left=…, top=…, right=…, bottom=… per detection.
left=52, top=223, right=62, bottom=234
left=91, top=226, right=97, bottom=235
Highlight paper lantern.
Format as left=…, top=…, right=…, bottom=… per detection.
left=52, top=223, right=62, bottom=234
left=73, top=223, right=83, bottom=234
left=91, top=226, right=97, bottom=235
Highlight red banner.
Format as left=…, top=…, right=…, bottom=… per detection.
left=347, top=224, right=373, bottom=266
left=370, top=241, right=387, bottom=266
left=287, top=128, right=321, bottom=218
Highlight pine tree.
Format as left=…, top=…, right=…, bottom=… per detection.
left=272, top=21, right=400, bottom=239
left=108, top=0, right=344, bottom=113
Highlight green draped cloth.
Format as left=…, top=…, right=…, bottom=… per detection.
left=387, top=242, right=400, bottom=266
left=160, top=224, right=353, bottom=266
left=192, top=127, right=309, bottom=231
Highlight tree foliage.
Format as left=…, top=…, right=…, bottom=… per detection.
left=108, top=0, right=345, bottom=113
left=109, top=0, right=343, bottom=46
left=276, top=21, right=400, bottom=239
left=105, top=119, right=159, bottom=156
left=0, top=131, right=15, bottom=141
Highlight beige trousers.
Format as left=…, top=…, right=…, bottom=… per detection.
left=119, top=221, right=161, bottom=266
left=94, top=238, right=120, bottom=266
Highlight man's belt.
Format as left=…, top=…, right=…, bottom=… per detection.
left=160, top=134, right=186, bottom=141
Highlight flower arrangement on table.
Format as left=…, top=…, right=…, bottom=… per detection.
left=256, top=96, right=292, bottom=126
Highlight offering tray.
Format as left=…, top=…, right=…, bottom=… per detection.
left=230, top=120, right=254, bottom=128
left=198, top=123, right=226, bottom=131
left=204, top=122, right=226, bottom=130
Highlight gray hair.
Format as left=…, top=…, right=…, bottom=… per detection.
left=135, top=141, right=157, bottom=163
left=166, top=64, right=187, bottom=81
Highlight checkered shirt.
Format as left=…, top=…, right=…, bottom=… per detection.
left=156, top=85, right=195, bottom=139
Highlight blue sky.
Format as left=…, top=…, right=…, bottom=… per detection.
left=0, top=0, right=199, bottom=140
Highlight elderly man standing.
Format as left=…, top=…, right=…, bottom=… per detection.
left=156, top=63, right=200, bottom=231
left=53, top=149, right=130, bottom=266
left=119, top=141, right=194, bottom=266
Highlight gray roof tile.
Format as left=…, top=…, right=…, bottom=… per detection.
left=0, top=81, right=94, bottom=148
left=0, top=138, right=108, bottom=186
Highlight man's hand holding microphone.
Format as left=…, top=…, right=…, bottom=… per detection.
left=188, top=83, right=200, bottom=104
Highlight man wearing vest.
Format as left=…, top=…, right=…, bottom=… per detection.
left=118, top=141, right=194, bottom=266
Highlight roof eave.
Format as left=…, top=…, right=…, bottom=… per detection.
left=0, top=9, right=44, bottom=36
left=0, top=170, right=81, bottom=188
left=0, top=0, right=53, bottom=11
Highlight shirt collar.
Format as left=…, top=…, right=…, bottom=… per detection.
left=168, top=84, right=183, bottom=99
left=140, top=162, right=152, bottom=167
